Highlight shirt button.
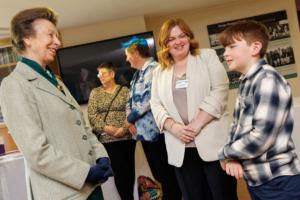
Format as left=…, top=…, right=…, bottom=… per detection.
left=70, top=105, right=75, bottom=109
left=88, top=150, right=93, bottom=156
left=76, top=120, right=81, bottom=125
left=82, top=135, right=87, bottom=140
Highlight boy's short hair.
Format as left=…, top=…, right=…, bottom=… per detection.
left=219, top=20, right=270, bottom=58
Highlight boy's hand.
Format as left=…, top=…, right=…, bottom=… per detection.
left=220, top=160, right=226, bottom=171
left=226, top=160, right=243, bottom=180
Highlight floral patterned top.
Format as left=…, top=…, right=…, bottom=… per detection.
left=126, top=57, right=160, bottom=142
left=88, top=85, right=131, bottom=143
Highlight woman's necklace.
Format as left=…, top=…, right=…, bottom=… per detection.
left=173, top=62, right=187, bottom=78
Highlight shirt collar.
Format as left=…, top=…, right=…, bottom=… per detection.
left=21, top=57, right=54, bottom=78
left=141, top=57, right=154, bottom=72
left=21, top=57, right=65, bottom=95
left=239, top=59, right=267, bottom=81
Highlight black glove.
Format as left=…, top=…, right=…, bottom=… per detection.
left=85, top=158, right=114, bottom=185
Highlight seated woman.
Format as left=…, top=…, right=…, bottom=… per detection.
left=0, top=7, right=112, bottom=200
left=88, top=62, right=136, bottom=200
left=150, top=18, right=238, bottom=200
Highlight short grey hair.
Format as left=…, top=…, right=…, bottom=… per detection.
left=97, top=62, right=117, bottom=74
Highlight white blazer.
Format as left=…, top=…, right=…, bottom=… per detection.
left=150, top=49, right=232, bottom=167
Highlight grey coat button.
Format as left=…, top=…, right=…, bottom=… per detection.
left=88, top=150, right=93, bottom=156
left=82, top=135, right=87, bottom=140
left=76, top=120, right=81, bottom=125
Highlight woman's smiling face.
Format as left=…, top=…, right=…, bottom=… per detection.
left=25, top=18, right=61, bottom=67
left=168, top=25, right=190, bottom=60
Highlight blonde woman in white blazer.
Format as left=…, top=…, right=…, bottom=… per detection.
left=150, top=18, right=238, bottom=200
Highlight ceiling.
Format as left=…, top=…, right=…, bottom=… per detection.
left=0, top=0, right=254, bottom=39
left=0, top=0, right=298, bottom=40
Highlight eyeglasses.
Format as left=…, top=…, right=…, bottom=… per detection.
left=97, top=72, right=109, bottom=77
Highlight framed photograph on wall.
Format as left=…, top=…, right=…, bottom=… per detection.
left=207, top=10, right=297, bottom=89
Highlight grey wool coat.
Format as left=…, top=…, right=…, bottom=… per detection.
left=0, top=62, right=109, bottom=200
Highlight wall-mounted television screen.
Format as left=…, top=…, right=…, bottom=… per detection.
left=57, top=31, right=157, bottom=105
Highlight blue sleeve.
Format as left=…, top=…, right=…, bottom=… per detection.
left=127, top=66, right=154, bottom=123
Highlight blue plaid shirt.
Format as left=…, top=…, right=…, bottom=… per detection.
left=219, top=59, right=300, bottom=186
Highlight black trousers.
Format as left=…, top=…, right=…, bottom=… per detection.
left=103, top=139, right=136, bottom=200
left=141, top=134, right=182, bottom=200
left=174, top=148, right=238, bottom=200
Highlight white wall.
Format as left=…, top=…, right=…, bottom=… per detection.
left=60, top=15, right=147, bottom=47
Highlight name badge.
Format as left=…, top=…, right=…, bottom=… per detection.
left=175, top=80, right=189, bottom=89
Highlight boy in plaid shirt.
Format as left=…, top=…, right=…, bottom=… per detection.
left=218, top=20, right=300, bottom=199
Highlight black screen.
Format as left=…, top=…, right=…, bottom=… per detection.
left=57, top=31, right=157, bottom=105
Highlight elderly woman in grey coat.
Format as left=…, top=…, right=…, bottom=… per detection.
left=0, top=7, right=113, bottom=200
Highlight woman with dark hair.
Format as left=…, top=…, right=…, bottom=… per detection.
left=122, top=37, right=182, bottom=200
left=150, top=18, right=238, bottom=200
left=88, top=62, right=136, bottom=200
left=0, top=7, right=113, bottom=200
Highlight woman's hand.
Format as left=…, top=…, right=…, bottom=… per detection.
left=128, top=124, right=137, bottom=134
left=124, top=118, right=132, bottom=130
left=182, top=121, right=202, bottom=143
left=186, top=111, right=215, bottom=139
left=171, top=123, right=196, bottom=143
left=187, top=121, right=202, bottom=136
left=104, top=126, right=118, bottom=135
left=114, top=128, right=126, bottom=138
left=124, top=116, right=137, bottom=134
